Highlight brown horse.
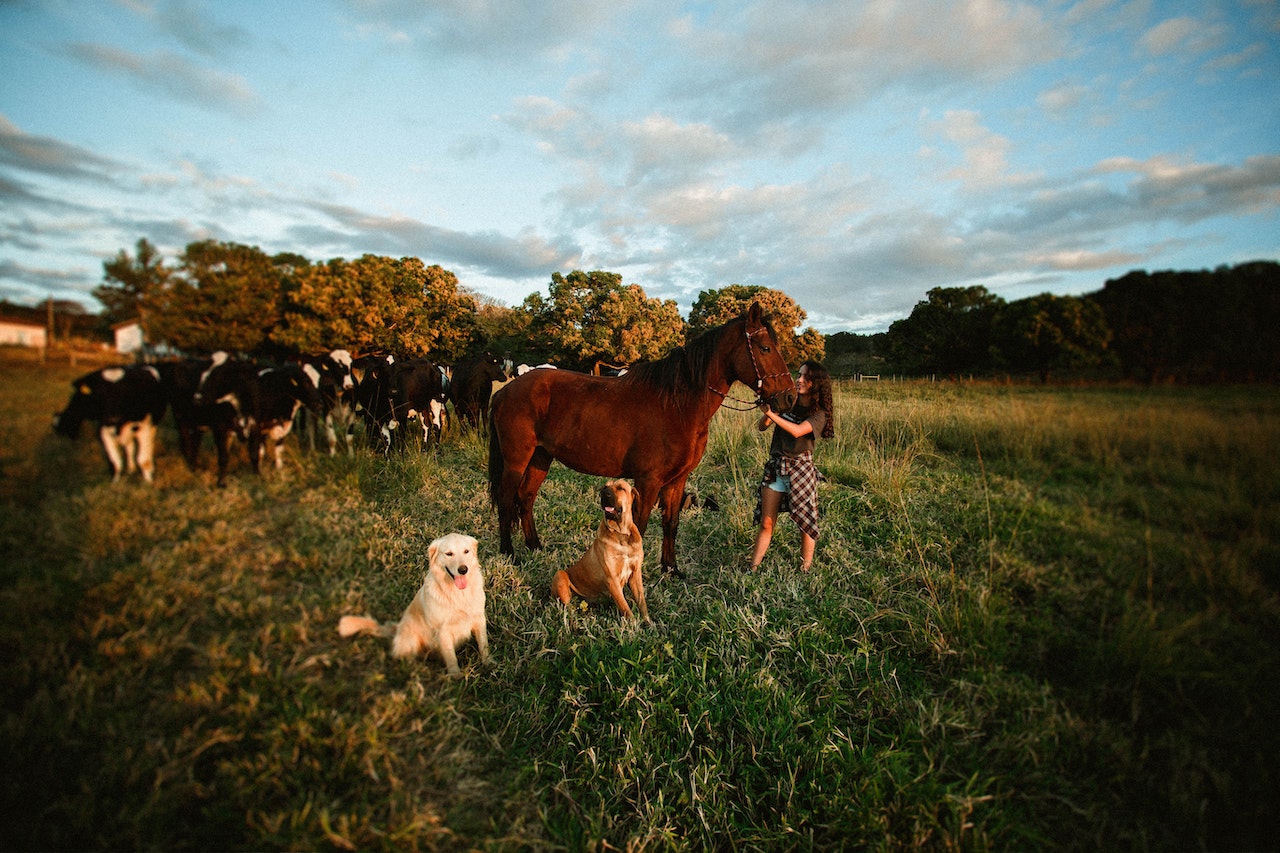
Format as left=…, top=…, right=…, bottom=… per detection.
left=488, top=302, right=797, bottom=575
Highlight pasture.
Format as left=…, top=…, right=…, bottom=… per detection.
left=2, top=350, right=1277, bottom=851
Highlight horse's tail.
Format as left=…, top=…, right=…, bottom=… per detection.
left=487, top=400, right=504, bottom=508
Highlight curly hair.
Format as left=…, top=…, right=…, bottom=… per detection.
left=801, top=360, right=835, bottom=439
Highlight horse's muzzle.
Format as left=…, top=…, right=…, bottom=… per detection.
left=769, top=389, right=799, bottom=413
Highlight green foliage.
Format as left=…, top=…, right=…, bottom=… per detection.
left=275, top=256, right=479, bottom=359
left=145, top=240, right=286, bottom=354
left=689, top=284, right=824, bottom=366
left=522, top=270, right=685, bottom=369
left=5, top=354, right=1279, bottom=850
left=885, top=285, right=1004, bottom=377
left=990, top=293, right=1112, bottom=382
left=93, top=237, right=169, bottom=327
left=1092, top=262, right=1280, bottom=382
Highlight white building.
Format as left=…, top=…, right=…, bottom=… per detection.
left=0, top=317, right=48, bottom=348
left=113, top=319, right=144, bottom=354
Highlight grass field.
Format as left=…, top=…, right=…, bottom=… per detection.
left=2, top=351, right=1278, bottom=851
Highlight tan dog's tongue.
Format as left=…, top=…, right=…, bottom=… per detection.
left=455, top=574, right=468, bottom=590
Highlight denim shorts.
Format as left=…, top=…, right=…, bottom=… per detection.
left=766, top=473, right=791, bottom=494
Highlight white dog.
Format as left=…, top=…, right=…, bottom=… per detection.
left=338, top=532, right=490, bottom=675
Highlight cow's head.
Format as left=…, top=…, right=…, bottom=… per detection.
left=53, top=369, right=113, bottom=438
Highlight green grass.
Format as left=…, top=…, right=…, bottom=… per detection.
left=3, top=354, right=1278, bottom=851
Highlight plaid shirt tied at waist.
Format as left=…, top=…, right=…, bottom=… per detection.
left=753, top=450, right=821, bottom=541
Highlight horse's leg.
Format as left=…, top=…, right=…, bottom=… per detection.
left=494, top=434, right=538, bottom=556
left=631, top=483, right=660, bottom=535
left=657, top=478, right=691, bottom=577
left=517, top=448, right=553, bottom=550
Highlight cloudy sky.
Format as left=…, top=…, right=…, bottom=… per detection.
left=2, top=0, right=1277, bottom=332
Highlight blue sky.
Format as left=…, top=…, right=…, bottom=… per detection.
left=2, top=0, right=1277, bottom=333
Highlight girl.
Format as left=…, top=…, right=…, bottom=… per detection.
left=749, top=360, right=835, bottom=571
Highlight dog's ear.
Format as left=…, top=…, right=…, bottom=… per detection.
left=427, top=540, right=439, bottom=567
left=631, top=485, right=642, bottom=504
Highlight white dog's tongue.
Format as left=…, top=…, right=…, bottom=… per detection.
left=454, top=573, right=468, bottom=591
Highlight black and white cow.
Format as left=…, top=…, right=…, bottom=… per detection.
left=156, top=355, right=219, bottom=471
left=193, top=352, right=325, bottom=486
left=53, top=364, right=167, bottom=483
left=449, top=352, right=509, bottom=429
left=295, top=349, right=356, bottom=456
left=389, top=357, right=449, bottom=448
left=353, top=356, right=448, bottom=451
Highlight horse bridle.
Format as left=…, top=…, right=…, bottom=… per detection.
left=707, top=324, right=795, bottom=411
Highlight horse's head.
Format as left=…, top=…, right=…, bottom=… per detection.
left=740, top=302, right=798, bottom=412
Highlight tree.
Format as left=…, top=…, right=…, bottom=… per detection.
left=1090, top=262, right=1280, bottom=382
left=146, top=241, right=286, bottom=354
left=991, top=293, right=1111, bottom=382
left=522, top=271, right=685, bottom=369
left=688, top=285, right=823, bottom=365
left=885, top=285, right=1003, bottom=377
left=275, top=256, right=478, bottom=360
left=94, top=238, right=169, bottom=328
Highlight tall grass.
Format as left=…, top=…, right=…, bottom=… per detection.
left=2, top=357, right=1277, bottom=851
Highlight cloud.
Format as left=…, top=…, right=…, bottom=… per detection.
left=924, top=110, right=1040, bottom=191
left=123, top=0, right=252, bottom=56
left=297, top=201, right=582, bottom=279
left=0, top=258, right=98, bottom=305
left=0, top=115, right=121, bottom=182
left=1037, top=80, right=1089, bottom=116
left=342, top=0, right=627, bottom=60
left=670, top=0, right=1062, bottom=130
left=1140, top=16, right=1227, bottom=57
left=61, top=43, right=259, bottom=115
left=1095, top=153, right=1280, bottom=221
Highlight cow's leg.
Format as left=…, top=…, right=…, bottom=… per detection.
left=248, top=428, right=263, bottom=475
left=324, top=413, right=338, bottom=456
left=214, top=428, right=232, bottom=487
left=99, top=425, right=125, bottom=481
left=137, top=418, right=157, bottom=483
left=122, top=425, right=141, bottom=475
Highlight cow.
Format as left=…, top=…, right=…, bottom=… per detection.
left=352, top=354, right=397, bottom=451
left=354, top=356, right=448, bottom=451
left=295, top=349, right=357, bottom=456
left=53, top=364, right=167, bottom=483
left=155, top=356, right=217, bottom=471
left=389, top=358, right=449, bottom=448
left=193, top=352, right=324, bottom=486
left=449, top=352, right=509, bottom=429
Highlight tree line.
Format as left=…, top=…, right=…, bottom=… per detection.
left=827, top=261, right=1280, bottom=383
left=91, top=239, right=826, bottom=370
left=76, top=238, right=1280, bottom=382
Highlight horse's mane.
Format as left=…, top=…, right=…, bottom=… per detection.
left=620, top=312, right=768, bottom=401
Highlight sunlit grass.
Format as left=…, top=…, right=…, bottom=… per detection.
left=3, top=358, right=1278, bottom=850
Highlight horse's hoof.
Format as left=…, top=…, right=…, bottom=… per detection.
left=662, top=564, right=688, bottom=580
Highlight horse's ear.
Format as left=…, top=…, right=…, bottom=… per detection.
left=747, top=301, right=763, bottom=324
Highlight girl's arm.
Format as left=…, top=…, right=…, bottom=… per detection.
left=761, top=407, right=813, bottom=438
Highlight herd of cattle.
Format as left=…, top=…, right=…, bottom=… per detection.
left=52, top=349, right=513, bottom=486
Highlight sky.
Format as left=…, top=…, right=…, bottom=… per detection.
left=1, top=0, right=1277, bottom=333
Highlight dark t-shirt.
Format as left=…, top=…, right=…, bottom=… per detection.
left=768, top=404, right=826, bottom=458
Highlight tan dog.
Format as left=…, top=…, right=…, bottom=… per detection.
left=338, top=532, right=490, bottom=675
left=552, top=479, right=649, bottom=622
